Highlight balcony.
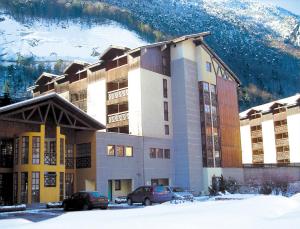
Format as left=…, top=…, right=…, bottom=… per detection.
left=107, top=111, right=129, bottom=128
left=274, top=125, right=288, bottom=134
left=252, top=142, right=263, bottom=150
left=107, top=65, right=128, bottom=83
left=277, top=151, right=290, bottom=161
left=275, top=138, right=289, bottom=147
left=252, top=154, right=264, bottom=164
left=251, top=130, right=262, bottom=138
left=273, top=112, right=287, bottom=121
left=107, top=87, right=128, bottom=105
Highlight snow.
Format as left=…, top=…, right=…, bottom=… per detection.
left=2, top=194, right=300, bottom=229
left=0, top=11, right=148, bottom=62
left=0, top=204, right=26, bottom=210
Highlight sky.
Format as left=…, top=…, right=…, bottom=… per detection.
left=253, top=0, right=300, bottom=15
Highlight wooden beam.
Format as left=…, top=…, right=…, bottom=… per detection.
left=26, top=107, right=37, bottom=120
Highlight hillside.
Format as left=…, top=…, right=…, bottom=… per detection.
left=0, top=0, right=300, bottom=110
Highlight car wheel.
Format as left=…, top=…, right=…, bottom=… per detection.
left=144, top=198, right=152, bottom=206
left=82, top=204, right=89, bottom=211
left=63, top=203, right=68, bottom=211
left=127, top=198, right=133, bottom=206
left=100, top=206, right=108, bottom=210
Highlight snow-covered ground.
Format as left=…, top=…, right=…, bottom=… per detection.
left=2, top=194, right=300, bottom=229
left=0, top=12, right=148, bottom=62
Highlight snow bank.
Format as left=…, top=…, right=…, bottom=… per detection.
left=2, top=195, right=300, bottom=229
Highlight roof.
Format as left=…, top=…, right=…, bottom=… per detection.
left=240, top=93, right=300, bottom=119
left=63, top=60, right=90, bottom=74
left=99, top=46, right=130, bottom=60
left=35, top=72, right=61, bottom=84
left=0, top=93, right=105, bottom=130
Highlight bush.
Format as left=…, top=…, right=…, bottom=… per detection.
left=208, top=175, right=240, bottom=196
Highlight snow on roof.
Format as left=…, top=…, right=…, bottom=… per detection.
left=35, top=72, right=61, bottom=84
left=240, top=93, right=300, bottom=119
left=63, top=60, right=90, bottom=74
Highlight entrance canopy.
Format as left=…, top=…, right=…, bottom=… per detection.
left=0, top=93, right=105, bottom=131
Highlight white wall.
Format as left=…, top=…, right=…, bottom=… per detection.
left=262, top=120, right=277, bottom=163
left=240, top=125, right=252, bottom=164
left=287, top=113, right=300, bottom=163
left=170, top=40, right=196, bottom=62
left=128, top=68, right=143, bottom=136
left=87, top=78, right=106, bottom=127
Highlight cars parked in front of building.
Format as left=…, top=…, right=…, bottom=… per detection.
left=114, top=196, right=127, bottom=204
left=169, top=187, right=194, bottom=201
left=63, top=191, right=108, bottom=211
left=127, top=186, right=173, bottom=206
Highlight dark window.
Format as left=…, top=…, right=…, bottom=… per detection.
left=32, top=137, right=40, bottom=164
left=165, top=125, right=169, bottom=135
left=31, top=172, right=40, bottom=203
left=44, top=172, right=56, bottom=187
left=65, top=173, right=74, bottom=198
left=206, top=62, right=212, bottom=72
left=44, top=140, right=56, bottom=165
left=14, top=138, right=19, bottom=165
left=163, top=79, right=168, bottom=98
left=60, top=139, right=64, bottom=165
left=157, top=149, right=164, bottom=159
left=164, top=149, right=171, bottom=159
left=164, top=102, right=169, bottom=121
left=150, top=148, right=156, bottom=158
left=21, top=172, right=28, bottom=203
left=76, top=143, right=91, bottom=169
left=65, top=144, right=74, bottom=169
left=107, top=145, right=115, bottom=156
left=21, top=137, right=29, bottom=164
left=60, top=172, right=64, bottom=201
left=115, top=180, right=121, bottom=191
left=13, top=173, right=18, bottom=203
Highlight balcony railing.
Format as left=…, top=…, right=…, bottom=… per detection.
left=251, top=130, right=262, bottom=138
left=107, top=87, right=128, bottom=101
left=275, top=138, right=289, bottom=147
left=277, top=151, right=290, bottom=161
left=252, top=154, right=264, bottom=164
left=108, top=111, right=129, bottom=124
left=252, top=142, right=263, bottom=150
left=274, top=125, right=288, bottom=134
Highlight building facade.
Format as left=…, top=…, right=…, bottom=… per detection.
left=240, top=94, right=300, bottom=166
left=0, top=32, right=242, bottom=204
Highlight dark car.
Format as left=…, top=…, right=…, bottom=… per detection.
left=127, top=186, right=173, bottom=206
left=63, top=191, right=108, bottom=211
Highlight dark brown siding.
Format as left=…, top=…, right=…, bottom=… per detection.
left=140, top=47, right=170, bottom=76
left=217, top=77, right=242, bottom=167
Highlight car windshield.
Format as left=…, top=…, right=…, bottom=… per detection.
left=89, top=192, right=100, bottom=198
left=154, top=186, right=166, bottom=193
left=172, top=187, right=185, bottom=192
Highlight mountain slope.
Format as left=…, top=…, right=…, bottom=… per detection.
left=0, top=0, right=300, bottom=110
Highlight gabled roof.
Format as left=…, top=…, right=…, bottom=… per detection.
left=240, top=93, right=300, bottom=119
left=0, top=93, right=105, bottom=130
left=99, top=46, right=130, bottom=61
left=63, top=60, right=90, bottom=74
left=35, top=72, right=61, bottom=84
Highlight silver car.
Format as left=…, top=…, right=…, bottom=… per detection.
left=169, top=187, right=194, bottom=201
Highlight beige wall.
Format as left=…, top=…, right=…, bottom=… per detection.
left=287, top=113, right=300, bottom=163
left=240, top=124, right=252, bottom=164
left=170, top=40, right=196, bottom=62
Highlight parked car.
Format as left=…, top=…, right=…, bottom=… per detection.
left=63, top=191, right=108, bottom=211
left=169, top=187, right=194, bottom=201
left=127, top=186, right=173, bottom=206
left=114, top=196, right=127, bottom=204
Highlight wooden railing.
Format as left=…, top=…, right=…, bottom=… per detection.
left=274, top=125, right=288, bottom=134
left=252, top=154, right=264, bottom=164
left=252, top=142, right=263, bottom=150
left=277, top=151, right=290, bottom=161
left=107, top=65, right=128, bottom=82
left=275, top=138, right=289, bottom=147
left=251, top=130, right=262, bottom=138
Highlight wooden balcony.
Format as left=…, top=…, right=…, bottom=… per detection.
left=107, top=65, right=128, bottom=83
left=251, top=130, right=262, bottom=138
left=273, top=112, right=287, bottom=121
left=107, top=87, right=128, bottom=105
left=107, top=111, right=129, bottom=128
left=252, top=154, right=264, bottom=164
left=252, top=142, right=263, bottom=150
left=277, top=151, right=290, bottom=161
left=275, top=138, right=289, bottom=147
left=274, top=125, right=288, bottom=134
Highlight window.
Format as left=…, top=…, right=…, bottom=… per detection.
left=65, top=173, right=74, bottom=198
left=21, top=136, right=29, bottom=164
left=107, top=145, right=115, bottom=156
left=60, top=139, right=64, bottom=165
left=203, top=82, right=209, bottom=92
left=211, top=106, right=217, bottom=115
left=210, top=84, right=216, bottom=94
left=205, top=104, right=211, bottom=113
left=76, top=143, right=91, bottom=169
left=13, top=173, right=18, bottom=203
left=157, top=149, right=164, bottom=159
left=31, top=172, right=40, bottom=203
left=163, top=79, right=168, bottom=98
left=66, top=144, right=74, bottom=169
left=164, top=102, right=169, bottom=121
left=165, top=125, right=170, bottom=135
left=14, top=138, right=19, bottom=165
left=251, top=125, right=262, bottom=131
left=44, top=140, right=56, bottom=165
left=150, top=148, right=156, bottom=158
left=116, top=145, right=124, bottom=157
left=115, top=180, right=121, bottom=191
left=276, top=133, right=288, bottom=139
left=60, top=172, right=64, bottom=201
left=21, top=172, right=28, bottom=203
left=32, top=137, right=40, bottom=164
left=206, top=62, right=212, bottom=72
left=44, top=172, right=56, bottom=187
left=164, top=149, right=170, bottom=159
left=125, top=146, right=133, bottom=157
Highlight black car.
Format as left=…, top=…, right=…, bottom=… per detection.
left=63, top=191, right=108, bottom=211
left=127, top=186, right=173, bottom=206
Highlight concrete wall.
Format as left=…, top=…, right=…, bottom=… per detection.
left=287, top=113, right=300, bottom=163
left=240, top=125, right=252, bottom=164
left=262, top=120, right=277, bottom=163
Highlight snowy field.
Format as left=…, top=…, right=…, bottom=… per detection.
left=1, top=194, right=300, bottom=229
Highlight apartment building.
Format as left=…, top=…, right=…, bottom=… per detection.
left=0, top=32, right=242, bottom=204
left=240, top=94, right=300, bottom=166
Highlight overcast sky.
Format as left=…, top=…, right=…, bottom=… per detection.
left=251, top=0, right=300, bottom=15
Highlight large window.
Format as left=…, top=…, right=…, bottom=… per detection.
left=116, top=145, right=124, bottom=157
left=65, top=144, right=74, bottom=169
left=65, top=173, right=74, bottom=198
left=31, top=172, right=40, bottom=203
left=21, top=137, right=29, bottom=164
left=44, top=172, right=56, bottom=187
left=60, top=139, right=64, bottom=165
left=76, top=143, right=91, bottom=169
left=107, top=145, right=115, bottom=156
left=13, top=173, right=18, bottom=203
left=14, top=138, right=19, bottom=165
left=164, top=102, right=169, bottom=121
left=44, top=140, right=56, bottom=165
left=164, top=149, right=171, bottom=159
left=206, top=61, right=212, bottom=72
left=125, top=146, right=133, bottom=157
left=150, top=148, right=156, bottom=158
left=32, top=137, right=40, bottom=164
left=157, top=149, right=164, bottom=159
left=21, top=172, right=28, bottom=203
left=163, top=79, right=168, bottom=98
